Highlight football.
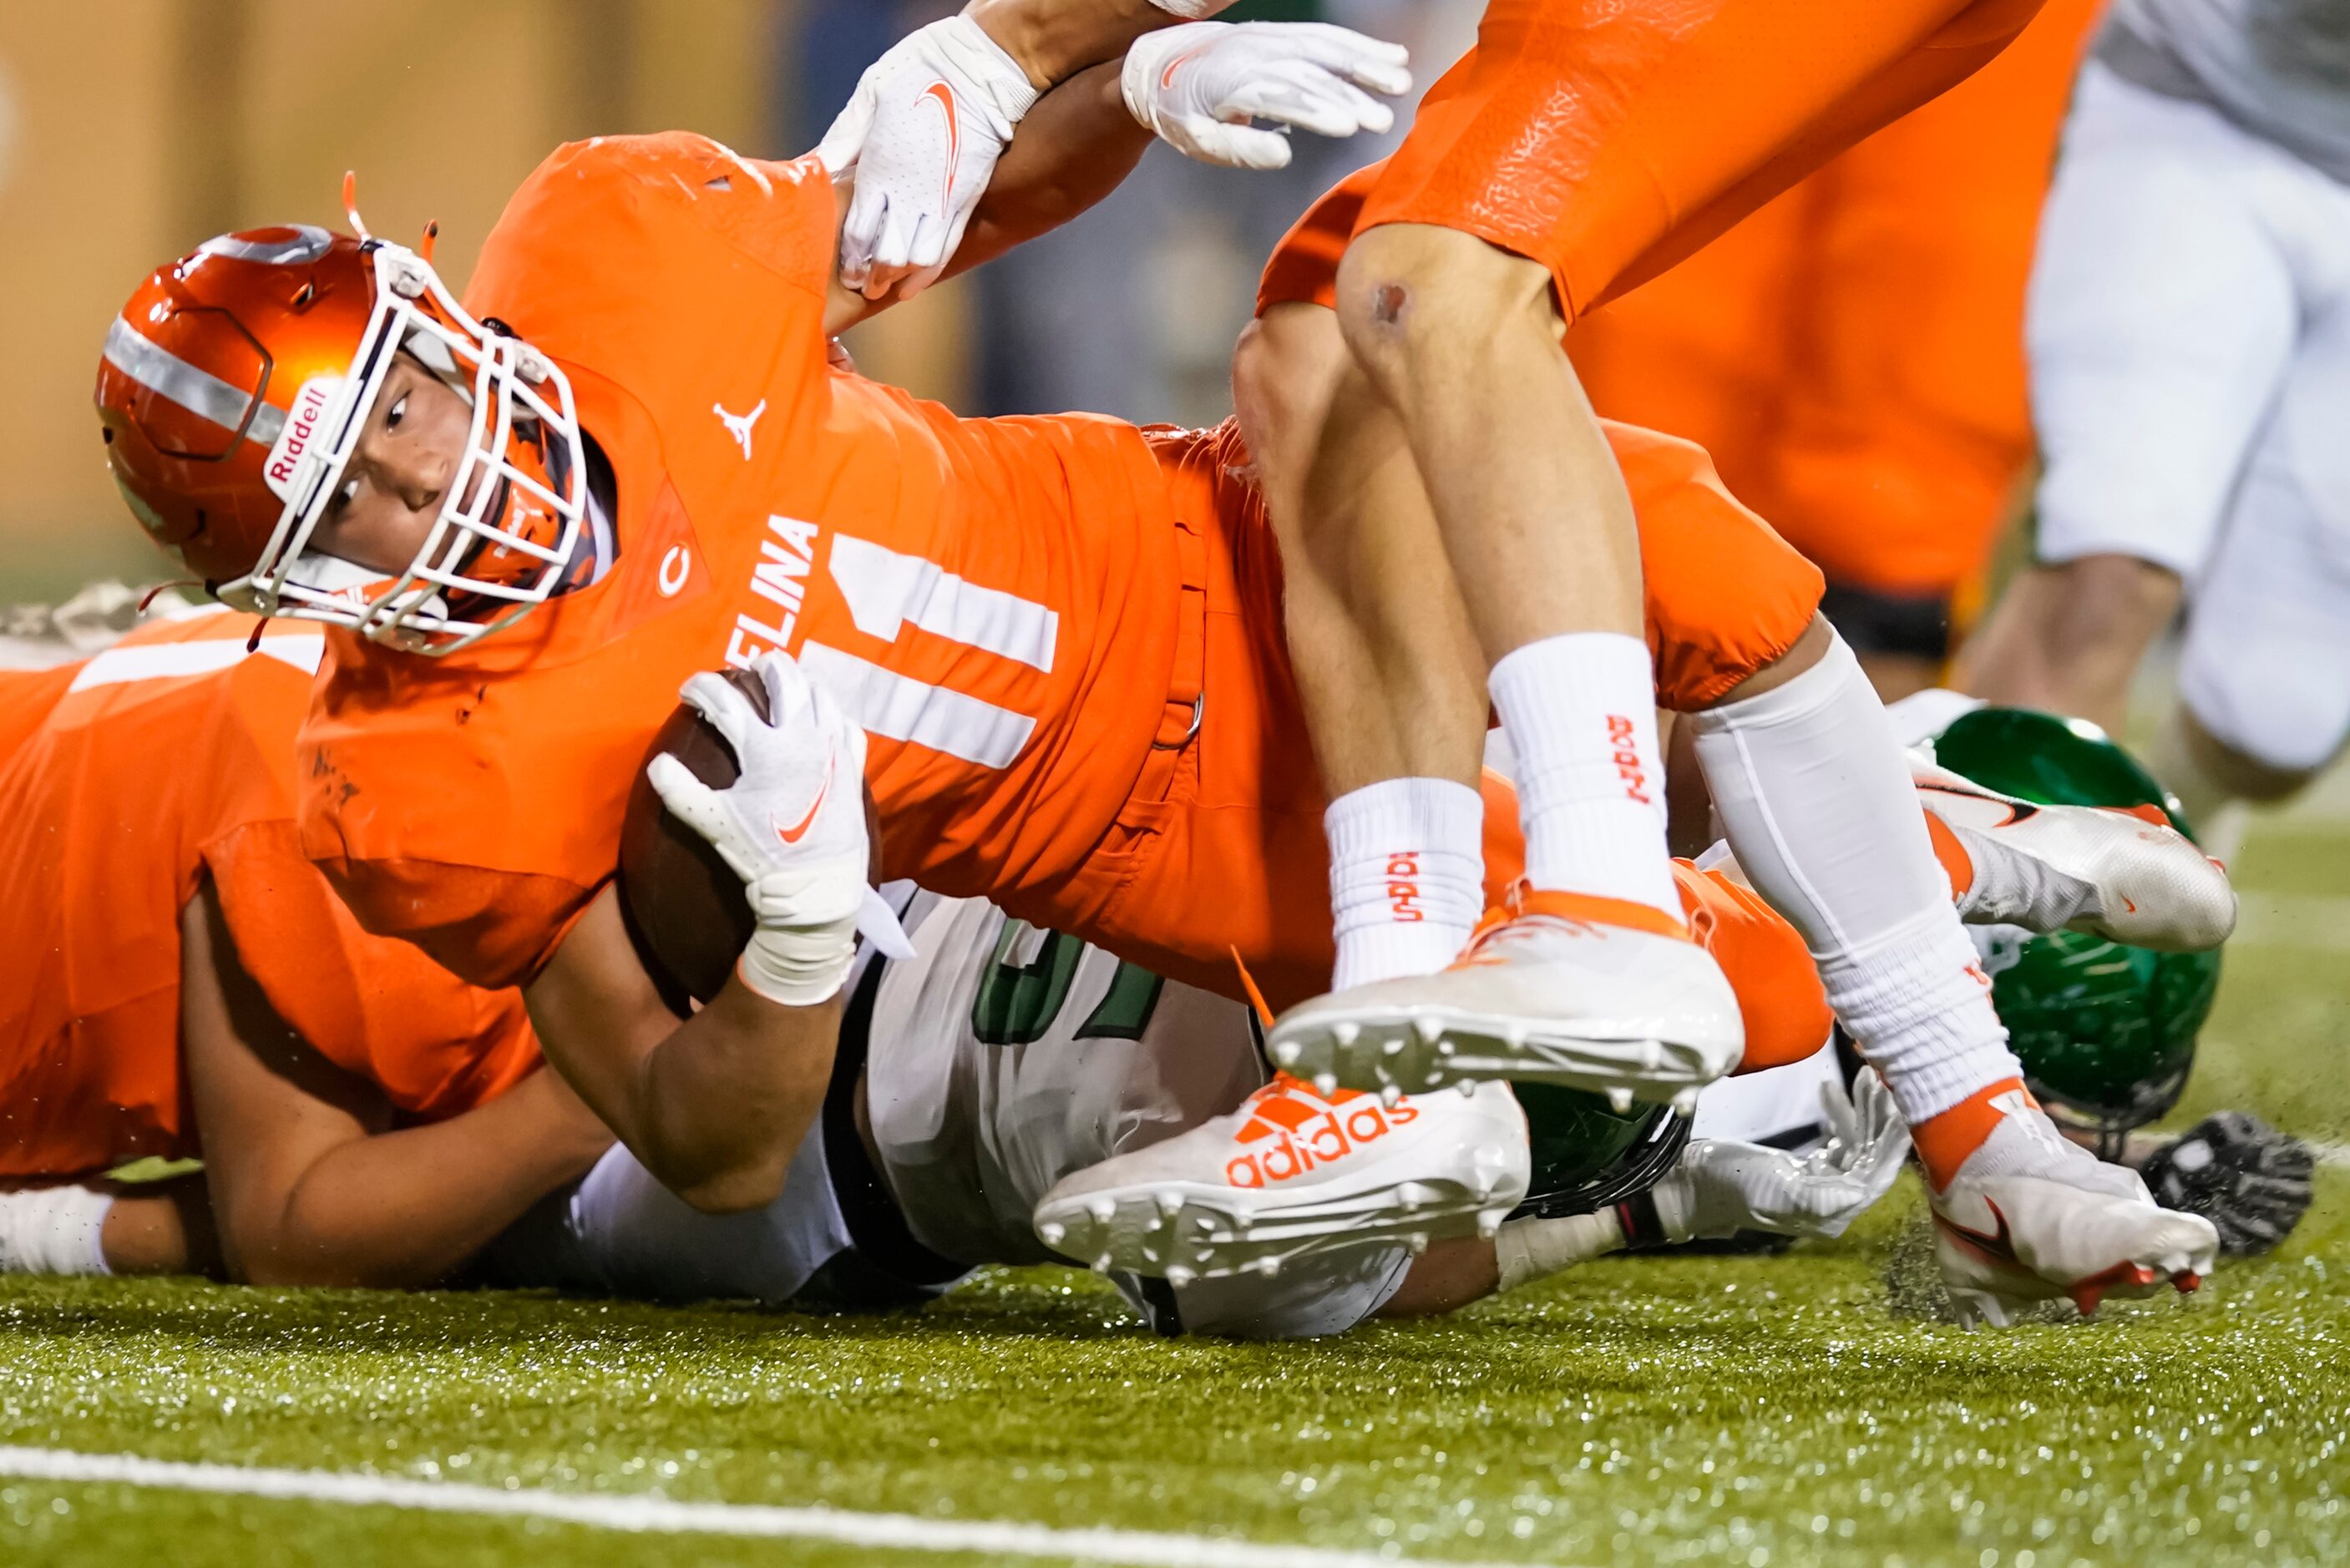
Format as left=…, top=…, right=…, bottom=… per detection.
left=617, top=666, right=879, bottom=1014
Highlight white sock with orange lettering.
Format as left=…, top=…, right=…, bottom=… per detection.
left=1327, top=777, right=1484, bottom=989
left=1487, top=633, right=1681, bottom=923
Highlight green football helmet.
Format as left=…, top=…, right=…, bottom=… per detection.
left=1509, top=1085, right=1688, bottom=1221
left=1926, top=706, right=2223, bottom=1158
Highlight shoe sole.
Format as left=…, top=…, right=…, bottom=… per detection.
left=1035, top=1172, right=1518, bottom=1283
left=1267, top=1004, right=1728, bottom=1111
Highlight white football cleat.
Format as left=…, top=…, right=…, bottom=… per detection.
left=1265, top=891, right=1744, bottom=1104
left=1031, top=1074, right=1529, bottom=1281
left=1912, top=755, right=2236, bottom=952
left=1931, top=1089, right=2219, bottom=1328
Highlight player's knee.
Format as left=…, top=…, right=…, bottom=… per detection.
left=1334, top=226, right=1556, bottom=391
left=1231, top=305, right=1347, bottom=464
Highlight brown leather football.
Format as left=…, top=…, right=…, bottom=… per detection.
left=618, top=667, right=879, bottom=1015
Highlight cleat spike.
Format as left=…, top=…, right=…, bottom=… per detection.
left=1435, top=1039, right=1456, bottom=1058
left=1456, top=1078, right=1477, bottom=1097
left=1166, top=1265, right=1195, bottom=1287
left=1381, top=1036, right=1405, bottom=1056
left=1639, top=1040, right=1663, bottom=1071
left=1414, top=1016, right=1445, bottom=1045
left=1607, top=1086, right=1634, bottom=1115
left=1092, top=1254, right=1113, bottom=1272
left=1038, top=1222, right=1065, bottom=1247
left=1380, top=1084, right=1404, bottom=1107
left=1669, top=1088, right=1700, bottom=1118
left=1272, top=1040, right=1299, bottom=1067
left=1333, top=1022, right=1360, bottom=1047
left=1477, top=1211, right=1502, bottom=1239
left=1313, top=1071, right=1339, bottom=1098
left=1256, top=1255, right=1283, bottom=1278
left=1088, top=1197, right=1116, bottom=1224
left=1502, top=1024, right=1525, bottom=1050
left=1155, top=1191, right=1184, bottom=1219
left=1407, top=1233, right=1430, bottom=1257
left=1195, top=1216, right=1215, bottom=1233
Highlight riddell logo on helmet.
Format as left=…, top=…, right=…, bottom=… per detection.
left=1224, top=1093, right=1418, bottom=1188
left=262, top=376, right=344, bottom=502
left=1386, top=852, right=1423, bottom=923
left=1605, top=714, right=1652, bottom=805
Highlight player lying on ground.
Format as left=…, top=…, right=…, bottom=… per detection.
left=1960, top=0, right=2350, bottom=862
left=481, top=880, right=1905, bottom=1338
left=822, top=0, right=2247, bottom=1322
left=93, top=14, right=2227, bottom=1326
left=0, top=609, right=610, bottom=1285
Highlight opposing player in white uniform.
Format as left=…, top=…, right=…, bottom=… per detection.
left=1966, top=0, right=2350, bottom=857
left=486, top=890, right=1911, bottom=1338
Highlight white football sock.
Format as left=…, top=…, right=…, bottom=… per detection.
left=1688, top=632, right=2022, bottom=1124
left=1487, top=632, right=1680, bottom=922
left=1327, top=777, right=1485, bottom=988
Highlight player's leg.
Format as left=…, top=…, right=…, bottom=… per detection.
left=1963, top=62, right=2301, bottom=732
left=2160, top=300, right=2350, bottom=857
left=1259, top=0, right=2054, bottom=1100
left=1229, top=299, right=1491, bottom=989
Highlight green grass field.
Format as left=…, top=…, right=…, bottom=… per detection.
left=4, top=780, right=2347, bottom=1568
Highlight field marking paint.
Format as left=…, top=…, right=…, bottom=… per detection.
left=0, top=1447, right=1568, bottom=1568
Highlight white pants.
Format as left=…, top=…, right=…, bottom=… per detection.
left=2032, top=63, right=2350, bottom=771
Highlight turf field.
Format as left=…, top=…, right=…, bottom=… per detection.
left=4, top=783, right=2347, bottom=1568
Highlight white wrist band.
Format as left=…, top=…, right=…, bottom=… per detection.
left=1493, top=1209, right=1624, bottom=1293
left=1146, top=0, right=1237, bottom=15
left=0, top=1185, right=115, bottom=1276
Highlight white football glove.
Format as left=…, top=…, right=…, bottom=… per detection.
left=0, top=1185, right=113, bottom=1275
left=1122, top=22, right=1411, bottom=171
left=815, top=13, right=1041, bottom=301
left=647, top=653, right=912, bottom=1007
left=1649, top=1070, right=1912, bottom=1243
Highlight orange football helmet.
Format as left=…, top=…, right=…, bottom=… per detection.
left=95, top=205, right=587, bottom=654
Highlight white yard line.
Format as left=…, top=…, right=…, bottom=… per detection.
left=0, top=1447, right=1558, bottom=1568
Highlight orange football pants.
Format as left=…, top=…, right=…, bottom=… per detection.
left=1315, top=0, right=2046, bottom=321
left=1014, top=422, right=1830, bottom=1072
left=1564, top=0, right=2102, bottom=600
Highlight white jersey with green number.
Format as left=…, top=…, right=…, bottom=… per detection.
left=864, top=895, right=1416, bottom=1337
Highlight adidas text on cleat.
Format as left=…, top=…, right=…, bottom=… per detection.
left=1031, top=1074, right=1529, bottom=1281
left=1929, top=1089, right=2219, bottom=1328
left=1265, top=890, right=1743, bottom=1101
left=1912, top=756, right=2236, bottom=953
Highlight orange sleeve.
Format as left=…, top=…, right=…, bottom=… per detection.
left=1673, top=862, right=1834, bottom=1075
left=207, top=819, right=544, bottom=1118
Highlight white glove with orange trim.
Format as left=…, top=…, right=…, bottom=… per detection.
left=1122, top=22, right=1412, bottom=171
left=648, top=653, right=912, bottom=1007
left=816, top=13, right=1041, bottom=301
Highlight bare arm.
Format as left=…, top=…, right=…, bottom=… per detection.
left=824, top=59, right=1152, bottom=336
left=970, top=0, right=1183, bottom=89
left=181, top=883, right=615, bottom=1289
left=524, top=885, right=845, bottom=1215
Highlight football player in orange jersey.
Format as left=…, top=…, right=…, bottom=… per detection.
left=0, top=609, right=611, bottom=1287
left=94, top=16, right=2226, bottom=1323
left=831, top=2, right=2236, bottom=1321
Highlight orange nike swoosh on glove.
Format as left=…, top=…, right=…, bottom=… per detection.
left=775, top=750, right=835, bottom=846
left=921, top=80, right=960, bottom=208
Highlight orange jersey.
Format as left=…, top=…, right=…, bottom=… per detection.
left=300, top=134, right=1192, bottom=990
left=0, top=613, right=540, bottom=1179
